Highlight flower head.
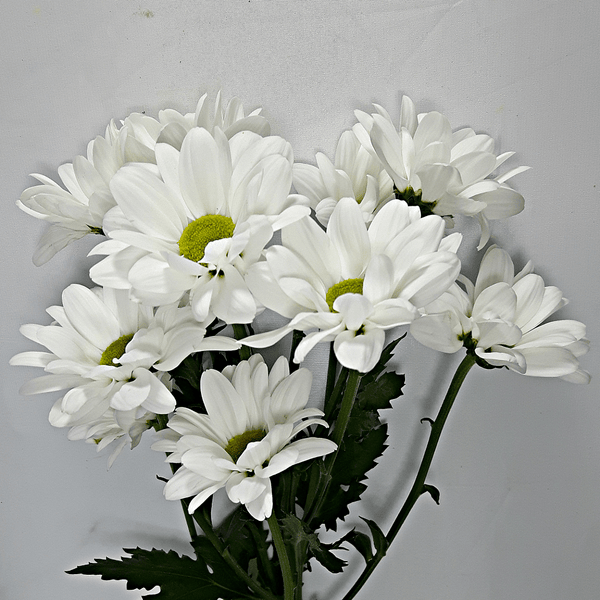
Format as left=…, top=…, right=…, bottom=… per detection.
left=152, top=355, right=336, bottom=520
left=293, top=129, right=394, bottom=226
left=353, top=96, right=529, bottom=249
left=243, top=197, right=461, bottom=373
left=18, top=93, right=269, bottom=264
left=90, top=126, right=309, bottom=324
left=10, top=284, right=239, bottom=460
left=410, top=247, right=591, bottom=382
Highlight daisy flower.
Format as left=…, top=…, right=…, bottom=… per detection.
left=152, top=355, right=337, bottom=521
left=353, top=95, right=529, bottom=248
left=409, top=246, right=591, bottom=382
left=292, top=129, right=394, bottom=226
left=10, top=284, right=240, bottom=458
left=18, top=92, right=269, bottom=264
left=89, top=126, right=309, bottom=324
left=242, top=197, right=462, bottom=373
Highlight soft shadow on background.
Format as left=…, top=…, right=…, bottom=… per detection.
left=1, top=2, right=599, bottom=599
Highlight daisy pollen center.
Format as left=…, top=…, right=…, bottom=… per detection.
left=99, top=333, right=134, bottom=366
left=225, top=429, right=267, bottom=463
left=178, top=215, right=235, bottom=263
left=326, top=278, right=364, bottom=312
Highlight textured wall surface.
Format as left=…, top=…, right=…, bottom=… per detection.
left=1, top=1, right=599, bottom=599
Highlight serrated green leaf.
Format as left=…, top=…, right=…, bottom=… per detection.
left=357, top=371, right=405, bottom=412
left=68, top=546, right=250, bottom=599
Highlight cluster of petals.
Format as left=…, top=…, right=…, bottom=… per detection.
left=17, top=92, right=269, bottom=265
left=152, top=355, right=336, bottom=520
left=89, top=125, right=308, bottom=325
left=292, top=129, right=394, bottom=226
left=10, top=284, right=239, bottom=463
left=243, top=197, right=462, bottom=373
left=352, top=95, right=529, bottom=249
left=410, top=247, right=590, bottom=382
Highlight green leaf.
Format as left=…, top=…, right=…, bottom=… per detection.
left=422, top=484, right=441, bottom=505
left=68, top=546, right=250, bottom=600
left=360, top=517, right=389, bottom=556
left=357, top=371, right=405, bottom=412
left=342, top=530, right=374, bottom=563
left=281, top=514, right=347, bottom=574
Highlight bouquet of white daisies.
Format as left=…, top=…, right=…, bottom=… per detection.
left=11, top=92, right=590, bottom=600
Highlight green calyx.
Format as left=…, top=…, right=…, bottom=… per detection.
left=325, top=278, right=364, bottom=312
left=99, top=333, right=134, bottom=366
left=225, top=429, right=267, bottom=463
left=178, top=215, right=235, bottom=263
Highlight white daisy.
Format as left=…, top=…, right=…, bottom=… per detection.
left=89, top=126, right=309, bottom=324
left=353, top=95, right=529, bottom=248
left=410, top=246, right=591, bottom=382
left=10, top=284, right=240, bottom=453
left=18, top=92, right=269, bottom=265
left=243, top=197, right=462, bottom=373
left=292, top=129, right=394, bottom=226
left=152, top=355, right=337, bottom=521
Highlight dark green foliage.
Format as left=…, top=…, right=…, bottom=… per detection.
left=68, top=546, right=251, bottom=599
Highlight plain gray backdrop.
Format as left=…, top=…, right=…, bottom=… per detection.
left=1, top=1, right=599, bottom=599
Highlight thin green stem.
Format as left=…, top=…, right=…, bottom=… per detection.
left=289, top=330, right=305, bottom=373
left=190, top=507, right=280, bottom=600
left=267, top=512, right=295, bottom=600
left=305, top=369, right=362, bottom=526
left=341, top=353, right=477, bottom=600
left=233, top=323, right=252, bottom=360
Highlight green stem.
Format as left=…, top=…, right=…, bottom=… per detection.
left=267, top=512, right=295, bottom=600
left=233, top=323, right=252, bottom=360
left=190, top=507, right=279, bottom=600
left=305, top=369, right=362, bottom=526
left=341, top=353, right=477, bottom=600
left=289, top=330, right=305, bottom=373
left=324, top=343, right=338, bottom=400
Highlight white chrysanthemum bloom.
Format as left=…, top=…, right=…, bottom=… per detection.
left=10, top=284, right=240, bottom=455
left=155, top=90, right=270, bottom=151
left=293, top=129, right=394, bottom=226
left=410, top=247, right=591, bottom=382
left=152, top=355, right=337, bottom=520
left=242, top=198, right=462, bottom=373
left=353, top=96, right=529, bottom=249
left=89, top=127, right=309, bottom=324
left=18, top=93, right=269, bottom=265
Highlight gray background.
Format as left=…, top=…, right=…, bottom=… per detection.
left=1, top=1, right=599, bottom=599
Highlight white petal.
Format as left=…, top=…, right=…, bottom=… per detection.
left=333, top=328, right=386, bottom=373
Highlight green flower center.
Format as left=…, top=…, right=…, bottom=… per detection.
left=225, top=429, right=267, bottom=463
left=99, top=333, right=134, bottom=366
left=178, top=215, right=235, bottom=263
left=325, top=278, right=364, bottom=312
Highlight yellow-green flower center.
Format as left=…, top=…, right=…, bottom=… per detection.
left=178, top=215, right=235, bottom=263
left=325, top=278, right=364, bottom=312
left=99, top=333, right=134, bottom=366
left=224, top=429, right=267, bottom=463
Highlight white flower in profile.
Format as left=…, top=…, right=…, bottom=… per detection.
left=152, top=355, right=337, bottom=521
left=18, top=92, right=269, bottom=265
left=10, top=284, right=240, bottom=458
left=410, top=246, right=591, bottom=382
left=353, top=95, right=529, bottom=249
left=292, top=129, right=394, bottom=226
left=89, top=127, right=309, bottom=324
left=243, top=198, right=462, bottom=373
